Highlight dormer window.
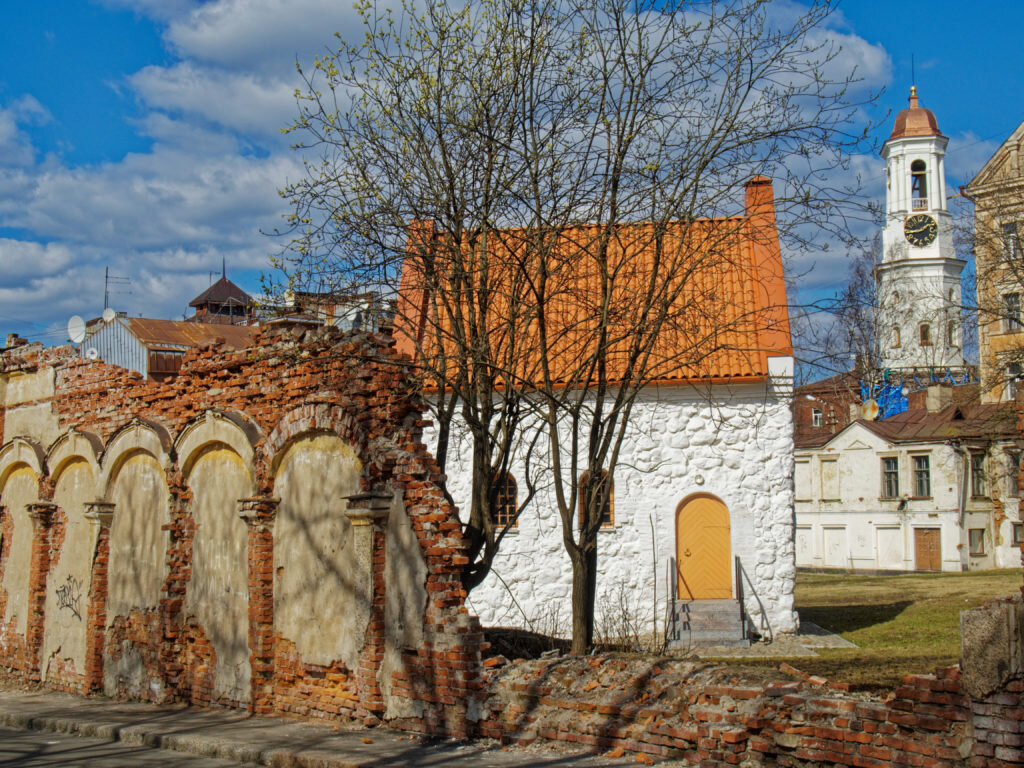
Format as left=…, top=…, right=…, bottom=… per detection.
left=911, top=160, right=927, bottom=210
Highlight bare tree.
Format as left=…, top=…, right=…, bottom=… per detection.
left=271, top=0, right=875, bottom=653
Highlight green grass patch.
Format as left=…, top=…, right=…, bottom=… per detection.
left=738, top=569, right=1021, bottom=692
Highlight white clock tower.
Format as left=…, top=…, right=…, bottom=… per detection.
left=876, top=87, right=966, bottom=373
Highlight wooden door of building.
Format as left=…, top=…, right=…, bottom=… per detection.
left=914, top=528, right=941, bottom=571
left=676, top=495, right=731, bottom=600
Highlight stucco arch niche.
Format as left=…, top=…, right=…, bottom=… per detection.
left=0, top=437, right=45, bottom=636
left=267, top=404, right=367, bottom=672
left=174, top=410, right=259, bottom=705
left=99, top=419, right=173, bottom=620
left=40, top=430, right=102, bottom=682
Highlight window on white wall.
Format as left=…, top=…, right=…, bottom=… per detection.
left=969, top=528, right=986, bottom=556
left=970, top=453, right=987, bottom=498
left=1008, top=452, right=1021, bottom=498
left=881, top=457, right=899, bottom=499
left=912, top=454, right=931, bottom=498
left=821, top=458, right=840, bottom=500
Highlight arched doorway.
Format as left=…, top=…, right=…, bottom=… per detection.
left=675, top=494, right=732, bottom=600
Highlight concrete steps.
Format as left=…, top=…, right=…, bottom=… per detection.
left=666, top=599, right=749, bottom=648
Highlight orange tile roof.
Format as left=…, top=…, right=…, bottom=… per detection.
left=395, top=177, right=791, bottom=387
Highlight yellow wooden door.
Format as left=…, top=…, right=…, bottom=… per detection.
left=676, top=495, right=732, bottom=599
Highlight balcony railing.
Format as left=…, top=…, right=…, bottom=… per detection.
left=912, top=198, right=929, bottom=211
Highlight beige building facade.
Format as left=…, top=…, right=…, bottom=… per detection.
left=967, top=120, right=1024, bottom=403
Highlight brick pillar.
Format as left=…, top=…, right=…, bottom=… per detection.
left=344, top=491, right=391, bottom=723
left=26, top=502, right=58, bottom=679
left=238, top=496, right=279, bottom=714
left=83, top=501, right=115, bottom=694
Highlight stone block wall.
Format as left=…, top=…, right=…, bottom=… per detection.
left=0, top=327, right=484, bottom=734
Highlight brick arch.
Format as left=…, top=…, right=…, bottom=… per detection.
left=261, top=403, right=364, bottom=489
left=97, top=419, right=172, bottom=500
left=174, top=410, right=259, bottom=489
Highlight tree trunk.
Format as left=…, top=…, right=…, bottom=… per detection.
left=569, top=541, right=597, bottom=654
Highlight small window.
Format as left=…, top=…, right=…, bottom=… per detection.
left=490, top=472, right=518, bottom=529
left=919, top=324, right=931, bottom=346
left=579, top=471, right=613, bottom=528
left=947, top=321, right=956, bottom=346
left=1008, top=362, right=1022, bottom=400
left=913, top=455, right=931, bottom=498
left=1003, top=222, right=1019, bottom=260
left=970, top=453, right=987, bottom=498
left=892, top=327, right=902, bottom=348
left=1005, top=294, right=1022, bottom=332
left=969, top=528, right=986, bottom=556
left=911, top=159, right=928, bottom=207
left=811, top=408, right=823, bottom=427
left=881, top=457, right=900, bottom=499
left=1008, top=453, right=1021, bottom=499
left=1013, top=523, right=1023, bottom=546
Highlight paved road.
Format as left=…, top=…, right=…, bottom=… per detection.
left=0, top=725, right=257, bottom=767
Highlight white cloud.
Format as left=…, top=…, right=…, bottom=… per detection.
left=130, top=62, right=297, bottom=138
left=0, top=239, right=74, bottom=280
left=165, top=0, right=362, bottom=75
left=0, top=96, right=51, bottom=168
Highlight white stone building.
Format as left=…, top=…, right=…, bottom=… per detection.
left=795, top=393, right=1021, bottom=572
left=397, top=178, right=799, bottom=643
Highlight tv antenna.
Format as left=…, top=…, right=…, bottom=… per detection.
left=104, top=267, right=132, bottom=309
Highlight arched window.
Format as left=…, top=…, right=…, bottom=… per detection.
left=947, top=321, right=956, bottom=346
left=490, top=472, right=518, bottom=529
left=919, top=323, right=931, bottom=346
left=911, top=160, right=927, bottom=209
left=892, top=327, right=901, bottom=348
left=579, top=470, right=614, bottom=528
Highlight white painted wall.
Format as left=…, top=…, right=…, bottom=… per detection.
left=426, top=374, right=798, bottom=639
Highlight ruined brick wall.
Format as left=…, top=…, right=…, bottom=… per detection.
left=481, top=657, right=979, bottom=766
left=0, top=326, right=484, bottom=734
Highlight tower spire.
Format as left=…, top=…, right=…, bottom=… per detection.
left=222, top=257, right=226, bottom=279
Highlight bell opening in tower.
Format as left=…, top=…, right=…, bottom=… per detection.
left=911, top=160, right=928, bottom=210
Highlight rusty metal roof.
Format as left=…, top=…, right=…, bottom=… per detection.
left=125, top=318, right=257, bottom=350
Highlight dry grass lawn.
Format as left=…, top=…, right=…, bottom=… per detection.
left=735, top=569, right=1022, bottom=692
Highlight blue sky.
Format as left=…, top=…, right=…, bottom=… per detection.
left=1, top=1, right=1021, bottom=345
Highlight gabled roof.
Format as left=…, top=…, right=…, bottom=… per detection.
left=801, top=402, right=1019, bottom=451
left=395, top=177, right=791, bottom=386
left=125, top=318, right=257, bottom=351
left=967, top=119, right=1024, bottom=192
left=189, top=276, right=254, bottom=308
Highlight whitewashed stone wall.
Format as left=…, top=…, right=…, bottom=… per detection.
left=425, top=376, right=798, bottom=639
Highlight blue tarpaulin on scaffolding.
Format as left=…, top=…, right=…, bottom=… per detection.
left=860, top=369, right=973, bottom=420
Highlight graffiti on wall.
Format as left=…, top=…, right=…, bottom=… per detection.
left=55, top=575, right=82, bottom=620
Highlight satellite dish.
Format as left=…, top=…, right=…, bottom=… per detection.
left=102, top=307, right=116, bottom=323
left=860, top=399, right=880, bottom=421
left=67, top=315, right=86, bottom=344
left=85, top=348, right=99, bottom=360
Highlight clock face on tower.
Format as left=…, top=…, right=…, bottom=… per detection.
left=904, top=214, right=938, bottom=247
